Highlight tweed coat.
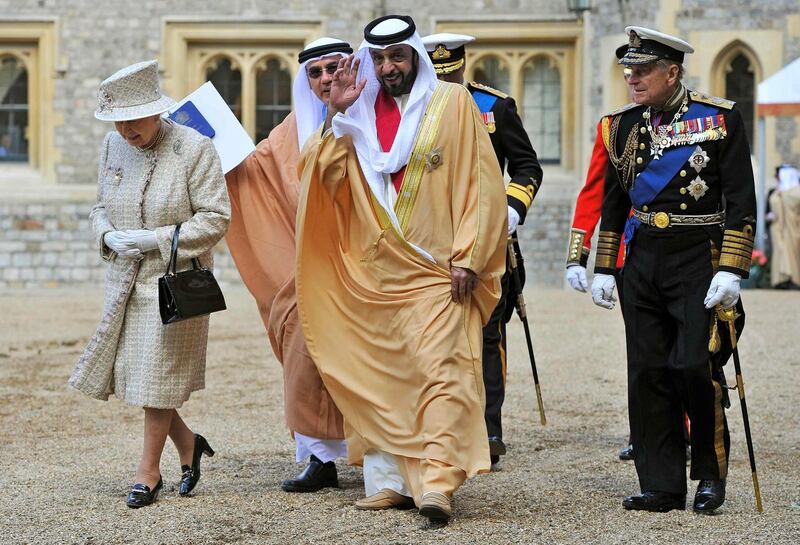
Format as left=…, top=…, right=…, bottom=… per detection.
left=70, top=121, right=231, bottom=408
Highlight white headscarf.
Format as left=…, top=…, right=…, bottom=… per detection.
left=293, top=37, right=352, bottom=150
left=777, top=165, right=800, bottom=192
left=331, top=18, right=439, bottom=234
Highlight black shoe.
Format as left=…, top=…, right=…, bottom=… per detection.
left=126, top=477, right=163, bottom=508
left=623, top=491, right=686, bottom=512
left=489, top=436, right=506, bottom=466
left=618, top=444, right=634, bottom=461
left=281, top=455, right=338, bottom=493
left=179, top=433, right=215, bottom=496
left=693, top=479, right=725, bottom=513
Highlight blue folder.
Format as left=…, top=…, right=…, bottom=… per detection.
left=169, top=100, right=216, bottom=138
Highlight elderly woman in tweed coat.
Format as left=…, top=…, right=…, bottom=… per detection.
left=70, top=60, right=230, bottom=508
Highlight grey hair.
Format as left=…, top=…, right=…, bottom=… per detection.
left=657, top=59, right=684, bottom=81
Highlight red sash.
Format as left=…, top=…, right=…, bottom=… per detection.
left=374, top=87, right=406, bottom=193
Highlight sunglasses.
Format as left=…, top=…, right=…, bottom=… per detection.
left=307, top=63, right=339, bottom=79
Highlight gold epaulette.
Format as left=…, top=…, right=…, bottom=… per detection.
left=600, top=115, right=612, bottom=153
left=689, top=90, right=735, bottom=110
left=468, top=81, right=508, bottom=99
left=595, top=231, right=622, bottom=270
left=607, top=102, right=642, bottom=117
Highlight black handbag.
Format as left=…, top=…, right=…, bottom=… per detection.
left=158, top=224, right=226, bottom=324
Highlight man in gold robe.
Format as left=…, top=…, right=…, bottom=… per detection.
left=769, top=165, right=800, bottom=288
left=295, top=15, right=507, bottom=523
left=224, top=38, right=353, bottom=492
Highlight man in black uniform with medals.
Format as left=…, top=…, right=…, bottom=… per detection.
left=591, top=26, right=756, bottom=513
left=422, top=33, right=543, bottom=465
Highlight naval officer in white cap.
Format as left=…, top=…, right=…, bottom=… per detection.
left=592, top=25, right=756, bottom=514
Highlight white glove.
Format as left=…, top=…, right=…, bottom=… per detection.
left=591, top=273, right=617, bottom=310
left=704, top=271, right=741, bottom=309
left=507, top=206, right=520, bottom=235
left=126, top=229, right=159, bottom=253
left=566, top=265, right=589, bottom=293
left=103, top=231, right=142, bottom=258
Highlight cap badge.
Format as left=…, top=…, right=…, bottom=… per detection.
left=629, top=31, right=642, bottom=49
left=432, top=44, right=451, bottom=60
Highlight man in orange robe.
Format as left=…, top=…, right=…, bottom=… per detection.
left=295, top=15, right=507, bottom=523
left=224, top=38, right=352, bottom=492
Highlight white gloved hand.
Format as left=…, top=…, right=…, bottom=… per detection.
left=591, top=273, right=617, bottom=310
left=566, top=265, right=589, bottom=293
left=507, top=206, right=520, bottom=235
left=103, top=231, right=142, bottom=258
left=126, top=229, right=159, bottom=253
left=704, top=271, right=741, bottom=309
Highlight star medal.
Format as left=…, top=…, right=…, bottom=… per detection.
left=688, top=146, right=710, bottom=173
left=686, top=177, right=709, bottom=201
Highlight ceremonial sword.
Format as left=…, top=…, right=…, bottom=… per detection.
left=716, top=305, right=764, bottom=512
left=507, top=236, right=546, bottom=425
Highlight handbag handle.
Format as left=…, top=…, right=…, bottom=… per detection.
left=166, top=224, right=202, bottom=276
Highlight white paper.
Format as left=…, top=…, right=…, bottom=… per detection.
left=167, top=81, right=255, bottom=174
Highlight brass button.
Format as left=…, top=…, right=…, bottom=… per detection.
left=640, top=126, right=647, bottom=134
left=680, top=187, right=687, bottom=195
left=680, top=203, right=688, bottom=210
left=680, top=170, right=687, bottom=177
left=642, top=205, right=649, bottom=212
left=636, top=157, right=643, bottom=165
left=639, top=143, right=646, bottom=150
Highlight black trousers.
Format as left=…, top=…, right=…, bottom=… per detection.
left=482, top=269, right=510, bottom=438
left=622, top=227, right=730, bottom=495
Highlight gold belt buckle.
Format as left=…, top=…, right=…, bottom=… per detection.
left=652, top=211, right=670, bottom=229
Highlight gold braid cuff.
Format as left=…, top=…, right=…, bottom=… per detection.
left=507, top=182, right=535, bottom=210
left=566, top=229, right=589, bottom=267
left=595, top=231, right=622, bottom=270
left=719, top=226, right=754, bottom=274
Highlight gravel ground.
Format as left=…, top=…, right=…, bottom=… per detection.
left=0, top=285, right=798, bottom=545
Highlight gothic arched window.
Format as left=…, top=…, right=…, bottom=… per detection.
left=523, top=57, right=561, bottom=163
left=725, top=54, right=755, bottom=145
left=206, top=57, right=242, bottom=121
left=472, top=56, right=510, bottom=94
left=0, top=56, right=29, bottom=162
left=255, top=58, right=292, bottom=142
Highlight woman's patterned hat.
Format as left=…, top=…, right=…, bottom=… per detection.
left=95, top=60, right=175, bottom=122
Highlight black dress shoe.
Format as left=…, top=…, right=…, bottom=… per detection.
left=623, top=491, right=686, bottom=512
left=179, top=433, right=215, bottom=496
left=618, top=444, right=634, bottom=461
left=126, top=477, right=163, bottom=508
left=489, top=436, right=506, bottom=465
left=693, top=479, right=725, bottom=513
left=281, top=455, right=338, bottom=493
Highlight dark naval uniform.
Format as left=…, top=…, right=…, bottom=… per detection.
left=595, top=86, right=756, bottom=498
left=468, top=81, right=543, bottom=457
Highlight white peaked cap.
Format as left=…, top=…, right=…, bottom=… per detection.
left=420, top=33, right=476, bottom=52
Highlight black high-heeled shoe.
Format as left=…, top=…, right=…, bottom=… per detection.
left=179, top=433, right=215, bottom=496
left=126, top=476, right=163, bottom=508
